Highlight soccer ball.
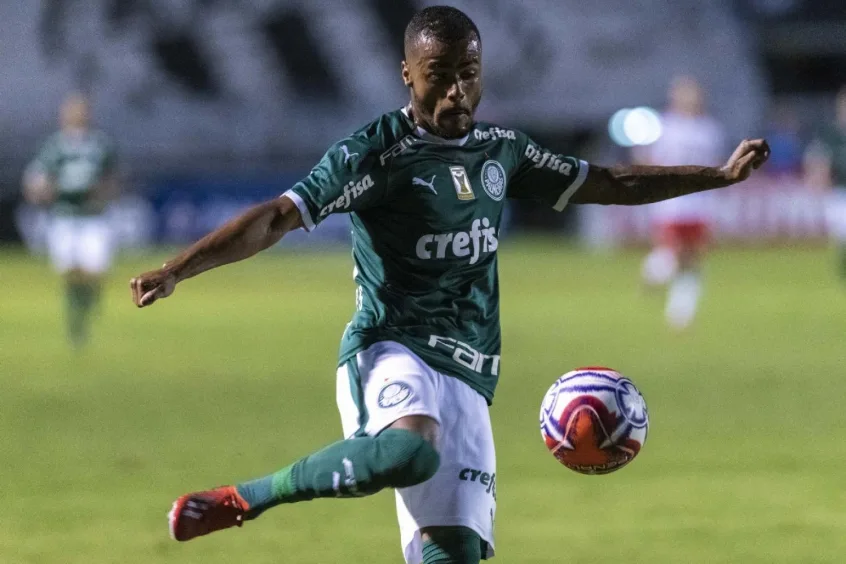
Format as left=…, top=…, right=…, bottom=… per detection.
left=540, top=367, right=648, bottom=475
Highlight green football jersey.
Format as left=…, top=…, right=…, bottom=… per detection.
left=286, top=108, right=588, bottom=403
left=29, top=130, right=117, bottom=215
left=813, top=125, right=846, bottom=189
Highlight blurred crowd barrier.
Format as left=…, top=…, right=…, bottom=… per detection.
left=11, top=172, right=830, bottom=256
left=580, top=175, right=830, bottom=248
left=13, top=169, right=349, bottom=253
left=0, top=0, right=762, bottom=179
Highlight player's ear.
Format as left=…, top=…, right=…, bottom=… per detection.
left=401, top=61, right=412, bottom=87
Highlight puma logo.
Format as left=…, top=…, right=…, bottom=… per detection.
left=412, top=175, right=437, bottom=195
left=340, top=145, right=359, bottom=164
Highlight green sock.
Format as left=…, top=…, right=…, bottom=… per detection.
left=422, top=527, right=483, bottom=564
left=236, top=428, right=439, bottom=517
left=65, top=281, right=100, bottom=347
left=66, top=282, right=88, bottom=347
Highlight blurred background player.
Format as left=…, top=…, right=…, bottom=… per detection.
left=804, top=85, right=846, bottom=281
left=22, top=93, right=119, bottom=348
left=636, top=76, right=727, bottom=330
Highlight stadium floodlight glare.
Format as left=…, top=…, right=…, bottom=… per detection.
left=608, top=108, right=634, bottom=147
left=608, top=106, right=663, bottom=147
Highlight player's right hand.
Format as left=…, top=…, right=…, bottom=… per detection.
left=130, top=268, right=177, bottom=308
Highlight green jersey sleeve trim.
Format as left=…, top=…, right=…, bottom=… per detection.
left=281, top=190, right=316, bottom=231
left=552, top=160, right=590, bottom=211
left=507, top=131, right=589, bottom=210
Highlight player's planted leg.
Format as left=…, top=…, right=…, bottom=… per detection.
left=169, top=417, right=440, bottom=541
left=421, top=527, right=483, bottom=564
left=65, top=270, right=100, bottom=348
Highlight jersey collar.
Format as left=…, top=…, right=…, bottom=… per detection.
left=401, top=106, right=470, bottom=147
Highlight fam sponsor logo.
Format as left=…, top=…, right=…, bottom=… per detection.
left=319, top=174, right=375, bottom=217
left=428, top=335, right=501, bottom=377
left=474, top=127, right=516, bottom=141
left=525, top=144, right=573, bottom=176
left=459, top=467, right=497, bottom=499
left=415, top=218, right=498, bottom=265
left=380, top=135, right=419, bottom=166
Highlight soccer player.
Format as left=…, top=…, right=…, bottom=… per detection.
left=23, top=93, right=119, bottom=348
left=636, top=76, right=727, bottom=330
left=804, top=85, right=846, bottom=280
left=129, top=7, right=769, bottom=563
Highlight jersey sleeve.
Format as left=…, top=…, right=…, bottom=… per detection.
left=508, top=133, right=590, bottom=211
left=282, top=136, right=387, bottom=231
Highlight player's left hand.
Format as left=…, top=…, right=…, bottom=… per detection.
left=721, top=138, right=770, bottom=184
left=130, top=267, right=177, bottom=308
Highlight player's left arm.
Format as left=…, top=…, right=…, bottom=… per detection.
left=22, top=138, right=59, bottom=205
left=570, top=138, right=770, bottom=205
left=92, top=136, right=121, bottom=205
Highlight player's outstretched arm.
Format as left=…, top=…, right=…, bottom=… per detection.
left=571, top=139, right=770, bottom=205
left=130, top=196, right=303, bottom=308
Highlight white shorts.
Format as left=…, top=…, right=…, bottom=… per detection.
left=47, top=216, right=114, bottom=274
left=827, top=190, right=846, bottom=242
left=336, top=341, right=496, bottom=563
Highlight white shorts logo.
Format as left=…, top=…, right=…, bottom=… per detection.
left=378, top=382, right=412, bottom=408
left=481, top=160, right=506, bottom=201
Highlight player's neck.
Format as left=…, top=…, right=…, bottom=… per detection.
left=402, top=105, right=470, bottom=146
left=62, top=127, right=89, bottom=139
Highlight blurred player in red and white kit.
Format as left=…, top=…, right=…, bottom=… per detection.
left=635, top=76, right=727, bottom=330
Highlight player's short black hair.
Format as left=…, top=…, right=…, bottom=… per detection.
left=403, top=5, right=481, bottom=57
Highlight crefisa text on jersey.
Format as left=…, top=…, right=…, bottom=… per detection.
left=415, top=217, right=499, bottom=265
left=525, top=144, right=573, bottom=175
left=319, top=174, right=375, bottom=217
left=474, top=127, right=516, bottom=141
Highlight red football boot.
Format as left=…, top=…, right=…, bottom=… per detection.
left=168, top=486, right=250, bottom=541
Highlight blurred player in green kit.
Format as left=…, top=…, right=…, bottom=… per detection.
left=22, top=93, right=119, bottom=348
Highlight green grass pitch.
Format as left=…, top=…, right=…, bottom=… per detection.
left=1, top=239, right=844, bottom=563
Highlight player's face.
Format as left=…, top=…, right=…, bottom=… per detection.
left=61, top=95, right=90, bottom=131
left=403, top=35, right=482, bottom=139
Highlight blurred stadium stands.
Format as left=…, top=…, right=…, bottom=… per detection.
left=0, top=0, right=842, bottom=249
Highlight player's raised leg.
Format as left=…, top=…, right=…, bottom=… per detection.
left=168, top=416, right=439, bottom=541
left=168, top=342, right=444, bottom=543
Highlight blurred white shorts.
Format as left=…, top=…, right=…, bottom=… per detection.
left=827, top=190, right=846, bottom=242
left=47, top=216, right=114, bottom=274
left=336, top=340, right=496, bottom=563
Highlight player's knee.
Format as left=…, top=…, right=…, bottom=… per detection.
left=377, top=428, right=440, bottom=487
left=420, top=526, right=483, bottom=564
